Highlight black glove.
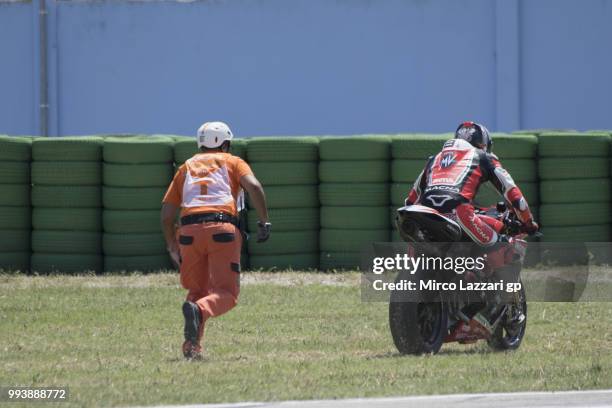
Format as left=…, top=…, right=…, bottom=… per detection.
left=256, top=221, right=272, bottom=243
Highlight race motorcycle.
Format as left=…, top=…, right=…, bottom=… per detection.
left=389, top=201, right=532, bottom=355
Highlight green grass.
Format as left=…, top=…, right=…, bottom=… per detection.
left=0, top=272, right=611, bottom=408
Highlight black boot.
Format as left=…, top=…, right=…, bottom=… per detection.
left=182, top=301, right=202, bottom=359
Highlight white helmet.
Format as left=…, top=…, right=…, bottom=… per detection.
left=197, top=121, right=234, bottom=149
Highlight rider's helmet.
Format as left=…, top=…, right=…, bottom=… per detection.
left=197, top=121, right=234, bottom=149
left=454, top=121, right=492, bottom=153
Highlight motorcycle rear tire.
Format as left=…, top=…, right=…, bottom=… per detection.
left=389, top=270, right=448, bottom=355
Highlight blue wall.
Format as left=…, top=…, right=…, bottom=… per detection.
left=1, top=0, right=611, bottom=137
left=0, top=1, right=36, bottom=135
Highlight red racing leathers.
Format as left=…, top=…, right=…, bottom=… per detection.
left=405, top=138, right=535, bottom=246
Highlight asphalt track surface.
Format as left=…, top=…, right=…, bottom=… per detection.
left=136, top=389, right=612, bottom=408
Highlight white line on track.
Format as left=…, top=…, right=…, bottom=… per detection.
left=131, top=389, right=612, bottom=408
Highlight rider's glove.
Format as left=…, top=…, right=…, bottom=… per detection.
left=256, top=221, right=272, bottom=243
left=523, top=220, right=539, bottom=235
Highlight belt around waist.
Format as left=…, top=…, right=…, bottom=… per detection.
left=180, top=212, right=238, bottom=227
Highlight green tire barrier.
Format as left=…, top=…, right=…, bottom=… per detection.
left=32, top=185, right=101, bottom=208
left=512, top=129, right=575, bottom=136
left=256, top=185, right=319, bottom=209
left=0, top=161, right=30, bottom=184
left=391, top=160, right=423, bottom=183
left=174, top=138, right=249, bottom=163
left=31, top=253, right=103, bottom=274
left=103, top=136, right=174, bottom=164
left=250, top=162, right=318, bottom=185
left=390, top=183, right=411, bottom=206
left=249, top=253, right=319, bottom=270
left=319, top=252, right=361, bottom=270
left=247, top=208, right=319, bottom=232
left=33, top=208, right=101, bottom=231
left=538, top=158, right=609, bottom=180
left=473, top=185, right=501, bottom=207
left=103, top=210, right=161, bottom=233
left=104, top=255, right=173, bottom=272
left=0, top=252, right=30, bottom=271
left=0, top=207, right=31, bottom=229
left=102, top=187, right=166, bottom=210
left=0, top=185, right=30, bottom=207
left=319, top=160, right=389, bottom=183
left=247, top=137, right=319, bottom=162
left=173, top=138, right=199, bottom=164
left=474, top=182, right=539, bottom=207
left=103, top=163, right=173, bottom=187
left=538, top=132, right=611, bottom=157
left=247, top=230, right=318, bottom=255
left=540, top=203, right=611, bottom=227
left=490, top=134, right=538, bottom=158
left=240, top=252, right=249, bottom=270
left=0, top=136, right=32, bottom=161
left=229, top=139, right=249, bottom=160
left=32, top=230, right=101, bottom=254
left=517, top=182, right=539, bottom=206
left=103, top=233, right=166, bottom=256
left=540, top=178, right=610, bottom=204
left=32, top=161, right=101, bottom=186
left=98, top=134, right=141, bottom=138
left=0, top=230, right=30, bottom=252
left=319, top=183, right=389, bottom=206
left=230, top=139, right=249, bottom=160
left=391, top=229, right=402, bottom=242
left=391, top=134, right=449, bottom=159
left=319, top=136, right=390, bottom=160
left=32, top=136, right=103, bottom=161
left=2, top=132, right=612, bottom=273
left=320, top=228, right=389, bottom=252
left=501, top=159, right=537, bottom=182
left=540, top=224, right=610, bottom=242
left=321, top=206, right=389, bottom=230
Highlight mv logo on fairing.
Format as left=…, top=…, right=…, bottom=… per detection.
left=440, top=153, right=456, bottom=168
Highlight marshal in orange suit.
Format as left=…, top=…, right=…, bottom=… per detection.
left=161, top=121, right=270, bottom=360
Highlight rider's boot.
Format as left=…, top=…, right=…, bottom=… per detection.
left=470, top=312, right=493, bottom=338
left=471, top=297, right=501, bottom=338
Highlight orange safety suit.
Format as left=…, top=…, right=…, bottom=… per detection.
left=162, top=152, right=253, bottom=347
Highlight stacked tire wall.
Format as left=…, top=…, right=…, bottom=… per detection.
left=31, top=137, right=104, bottom=273
left=246, top=137, right=320, bottom=270
left=102, top=136, right=175, bottom=272
left=537, top=132, right=611, bottom=243
left=1, top=132, right=611, bottom=273
left=319, top=136, right=391, bottom=270
left=0, top=136, right=32, bottom=271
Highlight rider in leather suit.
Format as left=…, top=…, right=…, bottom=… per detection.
left=405, top=121, right=539, bottom=245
